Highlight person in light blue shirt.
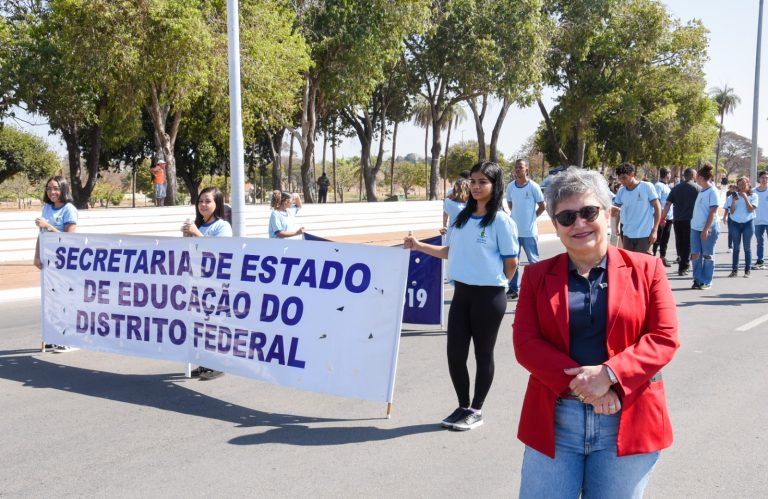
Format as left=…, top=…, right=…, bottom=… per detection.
left=442, top=177, right=469, bottom=238
left=34, top=175, right=79, bottom=353
left=505, top=159, right=545, bottom=299
left=690, top=164, right=721, bottom=289
left=180, top=186, right=232, bottom=380
left=404, top=161, right=518, bottom=432
left=181, top=187, right=233, bottom=238
left=652, top=168, right=673, bottom=266
left=268, top=190, right=304, bottom=239
left=611, top=163, right=661, bottom=254
left=751, top=171, right=768, bottom=269
left=722, top=177, right=758, bottom=277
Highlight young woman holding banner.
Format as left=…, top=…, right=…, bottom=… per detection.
left=268, top=190, right=304, bottom=238
left=34, top=175, right=79, bottom=353
left=181, top=187, right=232, bottom=380
left=404, top=161, right=518, bottom=431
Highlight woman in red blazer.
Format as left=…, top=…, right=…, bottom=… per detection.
left=513, top=167, right=679, bottom=498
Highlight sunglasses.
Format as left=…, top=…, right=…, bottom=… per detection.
left=554, top=206, right=601, bottom=226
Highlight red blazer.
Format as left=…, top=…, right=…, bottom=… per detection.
left=512, top=246, right=679, bottom=457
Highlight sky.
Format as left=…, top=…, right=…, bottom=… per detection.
left=10, top=0, right=768, bottom=166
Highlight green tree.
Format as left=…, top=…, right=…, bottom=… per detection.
left=0, top=126, right=61, bottom=184
left=464, top=0, right=547, bottom=162
left=710, top=85, right=741, bottom=179
left=405, top=0, right=540, bottom=199
left=7, top=0, right=140, bottom=207
left=293, top=0, right=429, bottom=203
left=539, top=0, right=713, bottom=168
left=393, top=160, right=426, bottom=199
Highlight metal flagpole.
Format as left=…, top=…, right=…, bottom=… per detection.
left=751, top=0, right=764, bottom=184
left=227, top=0, right=246, bottom=236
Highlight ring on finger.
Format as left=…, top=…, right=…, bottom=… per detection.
left=608, top=404, right=616, bottom=410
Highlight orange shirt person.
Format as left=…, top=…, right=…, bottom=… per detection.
left=150, top=160, right=166, bottom=207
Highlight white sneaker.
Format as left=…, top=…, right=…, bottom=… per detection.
left=53, top=345, right=79, bottom=353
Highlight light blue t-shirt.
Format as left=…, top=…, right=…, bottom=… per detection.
left=613, top=181, right=659, bottom=238
left=723, top=192, right=758, bottom=224
left=446, top=211, right=519, bottom=287
left=199, top=218, right=232, bottom=237
left=691, top=186, right=721, bottom=231
left=41, top=203, right=78, bottom=231
left=268, top=206, right=300, bottom=238
left=506, top=180, right=544, bottom=237
left=753, top=187, right=768, bottom=225
left=655, top=181, right=672, bottom=220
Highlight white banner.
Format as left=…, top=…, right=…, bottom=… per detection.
left=39, top=233, right=410, bottom=402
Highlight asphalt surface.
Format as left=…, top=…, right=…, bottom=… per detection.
left=1, top=233, right=767, bottom=498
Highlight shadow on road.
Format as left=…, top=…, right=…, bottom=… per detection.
left=0, top=353, right=401, bottom=439
left=228, top=422, right=444, bottom=446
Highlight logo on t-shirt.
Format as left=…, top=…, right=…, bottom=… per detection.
left=477, top=227, right=487, bottom=244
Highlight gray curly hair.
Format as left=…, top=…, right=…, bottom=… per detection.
left=544, top=167, right=613, bottom=219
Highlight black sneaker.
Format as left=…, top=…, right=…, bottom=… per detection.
left=199, top=369, right=224, bottom=381
left=452, top=410, right=483, bottom=431
left=751, top=263, right=765, bottom=270
left=506, top=290, right=519, bottom=300
left=728, top=270, right=738, bottom=278
left=691, top=282, right=702, bottom=290
left=744, top=271, right=751, bottom=278
left=441, top=407, right=469, bottom=429
left=661, top=258, right=672, bottom=267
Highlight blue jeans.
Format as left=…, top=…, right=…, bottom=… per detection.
left=520, top=399, right=659, bottom=499
left=508, top=236, right=539, bottom=293
left=755, top=224, right=767, bottom=264
left=729, top=220, right=754, bottom=271
left=691, top=227, right=719, bottom=285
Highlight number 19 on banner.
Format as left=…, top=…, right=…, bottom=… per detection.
left=406, top=287, right=427, bottom=308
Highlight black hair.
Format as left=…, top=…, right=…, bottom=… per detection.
left=459, top=170, right=471, bottom=179
left=454, top=161, right=505, bottom=229
left=42, top=175, right=74, bottom=206
left=659, top=167, right=670, bottom=178
left=683, top=168, right=696, bottom=180
left=194, top=187, right=226, bottom=227
left=697, top=162, right=715, bottom=181
left=615, top=162, right=635, bottom=176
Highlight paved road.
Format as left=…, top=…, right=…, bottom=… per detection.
left=1, top=233, right=767, bottom=497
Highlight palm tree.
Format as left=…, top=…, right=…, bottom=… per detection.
left=442, top=103, right=467, bottom=195
left=411, top=96, right=432, bottom=197
left=710, top=85, right=741, bottom=180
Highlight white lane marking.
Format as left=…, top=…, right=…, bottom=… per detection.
left=736, top=313, right=768, bottom=331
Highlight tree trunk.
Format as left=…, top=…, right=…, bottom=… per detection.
left=332, top=128, right=337, bottom=203
left=146, top=83, right=181, bottom=206
left=61, top=123, right=101, bottom=209
left=714, top=111, right=725, bottom=180
left=298, top=77, right=318, bottom=203
left=469, top=96, right=488, bottom=161
left=429, top=119, right=442, bottom=200
left=179, top=170, right=200, bottom=205
left=489, top=98, right=511, bottom=162
left=443, top=118, right=453, bottom=196
left=287, top=132, right=294, bottom=192
left=537, top=98, right=570, bottom=167
left=424, top=124, right=429, bottom=195
left=268, top=128, right=285, bottom=190
left=575, top=118, right=587, bottom=168
left=390, top=121, right=398, bottom=197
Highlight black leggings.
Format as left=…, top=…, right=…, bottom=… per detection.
left=446, top=281, right=507, bottom=410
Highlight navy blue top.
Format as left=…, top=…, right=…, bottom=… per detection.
left=568, top=256, right=609, bottom=366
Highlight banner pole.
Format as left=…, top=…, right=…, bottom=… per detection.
left=386, top=402, right=393, bottom=419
